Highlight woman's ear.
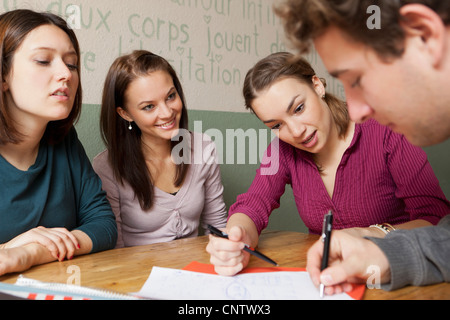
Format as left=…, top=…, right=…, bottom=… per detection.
left=399, top=4, right=446, bottom=68
left=116, top=107, right=133, bottom=122
left=312, top=75, right=326, bottom=98
left=2, top=74, right=10, bottom=91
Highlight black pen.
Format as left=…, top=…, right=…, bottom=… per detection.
left=319, top=210, right=333, bottom=298
left=207, top=224, right=278, bottom=267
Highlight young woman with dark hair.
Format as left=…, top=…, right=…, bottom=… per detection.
left=0, top=9, right=117, bottom=276
left=93, top=50, right=227, bottom=247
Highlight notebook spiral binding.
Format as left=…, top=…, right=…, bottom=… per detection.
left=0, top=275, right=143, bottom=300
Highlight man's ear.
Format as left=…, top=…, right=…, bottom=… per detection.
left=116, top=107, right=133, bottom=122
left=399, top=4, right=446, bottom=67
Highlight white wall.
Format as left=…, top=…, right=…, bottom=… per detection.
left=2, top=0, right=344, bottom=112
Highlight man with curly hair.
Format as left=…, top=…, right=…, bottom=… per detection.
left=275, top=0, right=450, bottom=295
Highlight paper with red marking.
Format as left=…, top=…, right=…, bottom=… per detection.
left=137, top=261, right=365, bottom=300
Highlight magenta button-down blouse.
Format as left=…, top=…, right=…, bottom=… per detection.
left=230, top=120, right=450, bottom=235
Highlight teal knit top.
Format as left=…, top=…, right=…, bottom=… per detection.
left=0, top=128, right=117, bottom=253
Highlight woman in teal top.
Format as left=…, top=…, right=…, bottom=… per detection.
left=0, top=10, right=117, bottom=276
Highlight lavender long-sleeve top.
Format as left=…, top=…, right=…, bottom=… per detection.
left=93, top=132, right=227, bottom=248
left=230, top=120, right=450, bottom=235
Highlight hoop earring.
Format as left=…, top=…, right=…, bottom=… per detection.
left=128, top=122, right=133, bottom=130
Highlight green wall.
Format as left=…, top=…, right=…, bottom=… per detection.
left=76, top=105, right=450, bottom=234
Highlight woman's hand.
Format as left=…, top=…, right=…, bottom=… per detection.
left=206, top=226, right=251, bottom=276
left=1, top=227, right=80, bottom=261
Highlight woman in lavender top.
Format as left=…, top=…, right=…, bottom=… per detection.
left=93, top=51, right=227, bottom=248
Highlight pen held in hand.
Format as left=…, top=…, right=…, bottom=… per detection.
left=207, top=224, right=278, bottom=267
left=319, top=210, right=333, bottom=298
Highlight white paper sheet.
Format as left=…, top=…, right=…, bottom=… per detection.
left=138, top=267, right=354, bottom=300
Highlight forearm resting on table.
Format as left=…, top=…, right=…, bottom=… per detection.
left=374, top=219, right=433, bottom=237
left=71, top=230, right=93, bottom=255
left=0, top=230, right=93, bottom=276
left=349, top=219, right=434, bottom=238
left=31, top=230, right=92, bottom=265
left=394, top=219, right=432, bottom=230
left=0, top=243, right=58, bottom=276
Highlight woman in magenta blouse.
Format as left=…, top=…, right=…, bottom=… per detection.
left=206, top=52, right=450, bottom=276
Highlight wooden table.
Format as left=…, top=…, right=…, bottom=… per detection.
left=0, top=231, right=449, bottom=300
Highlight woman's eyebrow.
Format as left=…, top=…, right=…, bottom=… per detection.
left=285, top=94, right=300, bottom=113
left=262, top=94, right=300, bottom=124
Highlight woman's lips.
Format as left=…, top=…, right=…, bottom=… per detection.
left=155, top=118, right=176, bottom=129
left=302, top=130, right=318, bottom=148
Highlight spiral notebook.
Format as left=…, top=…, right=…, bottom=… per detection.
left=0, top=275, right=142, bottom=300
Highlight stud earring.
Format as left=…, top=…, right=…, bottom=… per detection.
left=128, top=122, right=133, bottom=130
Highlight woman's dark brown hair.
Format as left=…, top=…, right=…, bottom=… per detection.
left=243, top=52, right=349, bottom=138
left=100, top=50, right=189, bottom=210
left=0, top=9, right=82, bottom=145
